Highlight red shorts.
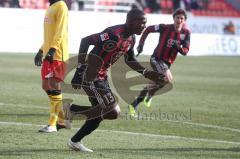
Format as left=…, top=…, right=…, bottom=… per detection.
left=41, top=60, right=67, bottom=82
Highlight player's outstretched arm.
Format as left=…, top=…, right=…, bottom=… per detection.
left=136, top=26, right=155, bottom=57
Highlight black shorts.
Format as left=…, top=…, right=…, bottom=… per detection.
left=82, top=79, right=116, bottom=107
left=150, top=57, right=171, bottom=74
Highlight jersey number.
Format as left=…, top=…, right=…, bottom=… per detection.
left=103, top=92, right=115, bottom=104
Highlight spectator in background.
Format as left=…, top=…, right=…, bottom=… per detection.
left=0, top=0, right=12, bottom=7
left=172, top=0, right=180, bottom=11
left=190, top=0, right=203, bottom=10
left=71, top=0, right=84, bottom=11
left=0, top=0, right=20, bottom=8
left=183, top=0, right=191, bottom=11
left=145, top=0, right=161, bottom=13
left=19, top=0, right=49, bottom=9
left=172, top=0, right=191, bottom=11
left=12, top=0, right=20, bottom=8
left=223, top=21, right=236, bottom=35
left=77, top=0, right=84, bottom=10
left=19, top=0, right=35, bottom=9
left=201, top=0, right=209, bottom=10
left=132, top=0, right=146, bottom=12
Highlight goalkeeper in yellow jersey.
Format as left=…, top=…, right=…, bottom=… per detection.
left=34, top=0, right=69, bottom=133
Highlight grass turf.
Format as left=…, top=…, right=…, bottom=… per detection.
left=0, top=53, right=240, bottom=159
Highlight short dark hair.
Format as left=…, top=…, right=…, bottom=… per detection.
left=127, top=8, right=145, bottom=21
left=173, top=8, right=187, bottom=20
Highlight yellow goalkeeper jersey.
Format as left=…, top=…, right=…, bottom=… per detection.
left=41, top=1, right=69, bottom=62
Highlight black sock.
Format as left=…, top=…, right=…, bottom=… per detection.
left=131, top=96, right=144, bottom=108
left=131, top=88, right=148, bottom=108
left=71, top=117, right=102, bottom=142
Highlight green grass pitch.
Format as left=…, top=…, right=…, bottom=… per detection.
left=0, top=53, right=240, bottom=159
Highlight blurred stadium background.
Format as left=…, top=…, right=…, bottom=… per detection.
left=0, top=0, right=240, bottom=159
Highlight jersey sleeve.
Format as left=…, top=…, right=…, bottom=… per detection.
left=125, top=35, right=136, bottom=61
left=145, top=24, right=166, bottom=33
left=158, top=24, right=166, bottom=32
left=181, top=30, right=191, bottom=55
left=139, top=24, right=163, bottom=45
left=86, top=28, right=116, bottom=46
left=50, top=4, right=68, bottom=49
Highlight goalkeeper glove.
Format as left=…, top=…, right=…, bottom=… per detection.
left=34, top=49, right=43, bottom=66
left=44, top=48, right=56, bottom=64
left=71, top=64, right=87, bottom=89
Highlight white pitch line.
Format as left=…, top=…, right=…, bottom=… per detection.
left=0, top=121, right=240, bottom=145
left=0, top=102, right=48, bottom=110
left=0, top=121, right=43, bottom=127
left=121, top=114, right=240, bottom=133
left=131, top=115, right=240, bottom=133
left=97, top=129, right=240, bottom=145
left=166, top=120, right=240, bottom=133
left=1, top=102, right=240, bottom=134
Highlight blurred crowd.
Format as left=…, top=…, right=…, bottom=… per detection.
left=0, top=0, right=208, bottom=12
left=0, top=0, right=20, bottom=8
left=0, top=0, right=81, bottom=10
left=223, top=21, right=236, bottom=35
left=172, top=0, right=209, bottom=11
left=132, top=0, right=209, bottom=14
left=0, top=0, right=48, bottom=9
left=0, top=0, right=237, bottom=35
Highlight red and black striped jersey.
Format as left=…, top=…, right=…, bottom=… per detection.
left=139, top=24, right=190, bottom=64
left=85, top=24, right=136, bottom=79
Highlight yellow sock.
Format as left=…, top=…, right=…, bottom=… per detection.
left=48, top=100, right=58, bottom=126
left=54, top=94, right=65, bottom=125
left=48, top=94, right=62, bottom=126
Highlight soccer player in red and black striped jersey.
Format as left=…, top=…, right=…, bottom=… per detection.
left=129, top=8, right=191, bottom=116
left=63, top=9, right=164, bottom=152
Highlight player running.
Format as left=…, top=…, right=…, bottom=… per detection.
left=128, top=8, right=191, bottom=117
left=63, top=9, right=164, bottom=152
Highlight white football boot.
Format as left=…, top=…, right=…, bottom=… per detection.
left=38, top=125, right=57, bottom=133
left=68, top=139, right=93, bottom=152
